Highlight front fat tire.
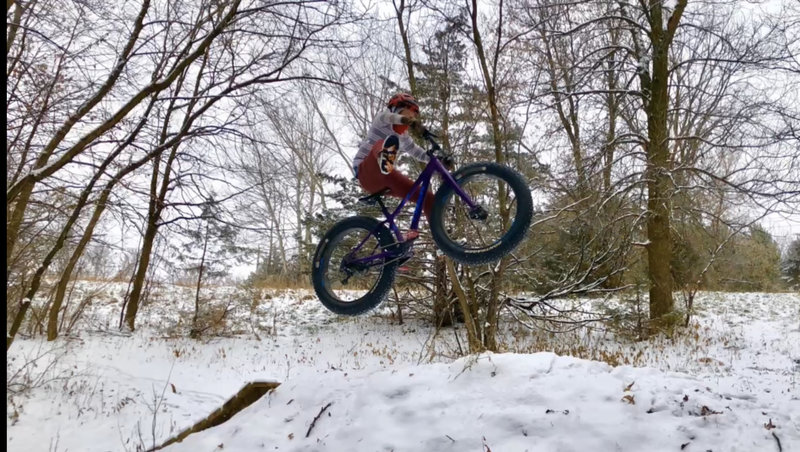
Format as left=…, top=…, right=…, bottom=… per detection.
left=311, top=216, right=398, bottom=316
left=430, top=162, right=533, bottom=266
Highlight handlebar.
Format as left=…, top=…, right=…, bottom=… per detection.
left=421, top=128, right=455, bottom=168
left=422, top=129, right=443, bottom=156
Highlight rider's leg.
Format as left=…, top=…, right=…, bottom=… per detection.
left=357, top=137, right=435, bottom=221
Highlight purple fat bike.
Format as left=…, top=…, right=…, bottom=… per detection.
left=311, top=130, right=533, bottom=315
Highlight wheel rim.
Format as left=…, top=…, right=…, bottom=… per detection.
left=440, top=173, right=519, bottom=252
left=320, top=226, right=385, bottom=303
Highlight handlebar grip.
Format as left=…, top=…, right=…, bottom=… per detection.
left=422, top=129, right=438, bottom=140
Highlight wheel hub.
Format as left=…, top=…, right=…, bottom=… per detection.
left=468, top=205, right=488, bottom=220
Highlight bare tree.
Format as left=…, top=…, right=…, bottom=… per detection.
left=7, top=0, right=352, bottom=347
left=505, top=0, right=799, bottom=334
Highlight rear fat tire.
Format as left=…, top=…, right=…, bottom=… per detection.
left=430, top=162, right=533, bottom=265
left=311, top=216, right=398, bottom=315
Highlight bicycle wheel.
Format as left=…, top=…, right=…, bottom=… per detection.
left=311, top=216, right=398, bottom=315
left=430, top=162, right=533, bottom=265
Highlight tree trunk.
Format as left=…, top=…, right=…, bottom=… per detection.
left=191, top=220, right=211, bottom=338
left=6, top=2, right=23, bottom=55
left=393, top=0, right=455, bottom=328
left=446, top=259, right=482, bottom=353
left=123, top=53, right=196, bottom=330
left=471, top=0, right=504, bottom=166
left=7, top=205, right=76, bottom=350
left=47, top=189, right=112, bottom=340
left=484, top=257, right=509, bottom=351
left=602, top=29, right=620, bottom=194
left=9, top=127, right=152, bottom=348
left=46, top=99, right=159, bottom=341
left=6, top=184, right=33, bottom=278
left=433, top=255, right=453, bottom=327
left=642, top=0, right=687, bottom=328
left=467, top=0, right=509, bottom=351
left=125, top=144, right=179, bottom=331
left=394, top=0, right=417, bottom=94
left=125, top=213, right=159, bottom=331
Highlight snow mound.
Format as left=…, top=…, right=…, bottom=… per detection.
left=165, top=352, right=798, bottom=452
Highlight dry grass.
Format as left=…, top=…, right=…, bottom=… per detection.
left=247, top=275, right=313, bottom=290
left=501, top=318, right=724, bottom=369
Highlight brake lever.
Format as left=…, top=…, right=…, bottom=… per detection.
left=422, top=129, right=441, bottom=153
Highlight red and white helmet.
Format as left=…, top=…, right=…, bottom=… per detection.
left=387, top=93, right=419, bottom=113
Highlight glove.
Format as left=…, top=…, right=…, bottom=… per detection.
left=401, top=116, right=425, bottom=135
left=400, top=115, right=417, bottom=125
left=440, top=154, right=455, bottom=170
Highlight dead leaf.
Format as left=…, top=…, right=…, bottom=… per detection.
left=288, top=433, right=294, bottom=440
left=621, top=395, right=636, bottom=405
left=624, top=381, right=635, bottom=392
left=700, top=405, right=721, bottom=416
left=170, top=383, right=177, bottom=394
left=683, top=395, right=689, bottom=402
left=697, top=357, right=722, bottom=365
left=764, top=418, right=776, bottom=430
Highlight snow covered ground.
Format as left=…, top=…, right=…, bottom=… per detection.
left=6, top=283, right=800, bottom=452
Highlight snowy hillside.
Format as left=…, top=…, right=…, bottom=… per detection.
left=6, top=285, right=799, bottom=452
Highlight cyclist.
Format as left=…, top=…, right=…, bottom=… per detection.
left=353, top=93, right=452, bottom=237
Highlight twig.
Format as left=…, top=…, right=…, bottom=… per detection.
left=305, top=402, right=332, bottom=438
left=482, top=436, right=493, bottom=452
left=772, top=432, right=782, bottom=452
left=148, top=360, right=176, bottom=450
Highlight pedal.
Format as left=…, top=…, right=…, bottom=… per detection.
left=396, top=251, right=414, bottom=267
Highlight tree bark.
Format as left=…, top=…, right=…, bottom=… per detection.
left=6, top=1, right=23, bottom=55
left=642, top=0, right=687, bottom=327
left=191, top=219, right=211, bottom=338
left=433, top=254, right=453, bottom=327
left=394, top=0, right=417, bottom=94
left=124, top=144, right=179, bottom=331
left=468, top=0, right=510, bottom=351
left=446, top=259, right=483, bottom=353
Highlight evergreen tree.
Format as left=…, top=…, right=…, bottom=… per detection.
left=783, top=238, right=800, bottom=289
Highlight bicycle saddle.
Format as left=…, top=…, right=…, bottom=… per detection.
left=357, top=188, right=392, bottom=206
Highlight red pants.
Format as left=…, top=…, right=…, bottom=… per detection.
left=357, top=138, right=434, bottom=220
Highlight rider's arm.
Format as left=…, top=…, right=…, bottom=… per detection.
left=376, top=111, right=429, bottom=162
left=399, top=134, right=429, bottom=162
left=376, top=111, right=405, bottom=125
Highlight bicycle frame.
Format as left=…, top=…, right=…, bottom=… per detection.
left=344, top=137, right=479, bottom=269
